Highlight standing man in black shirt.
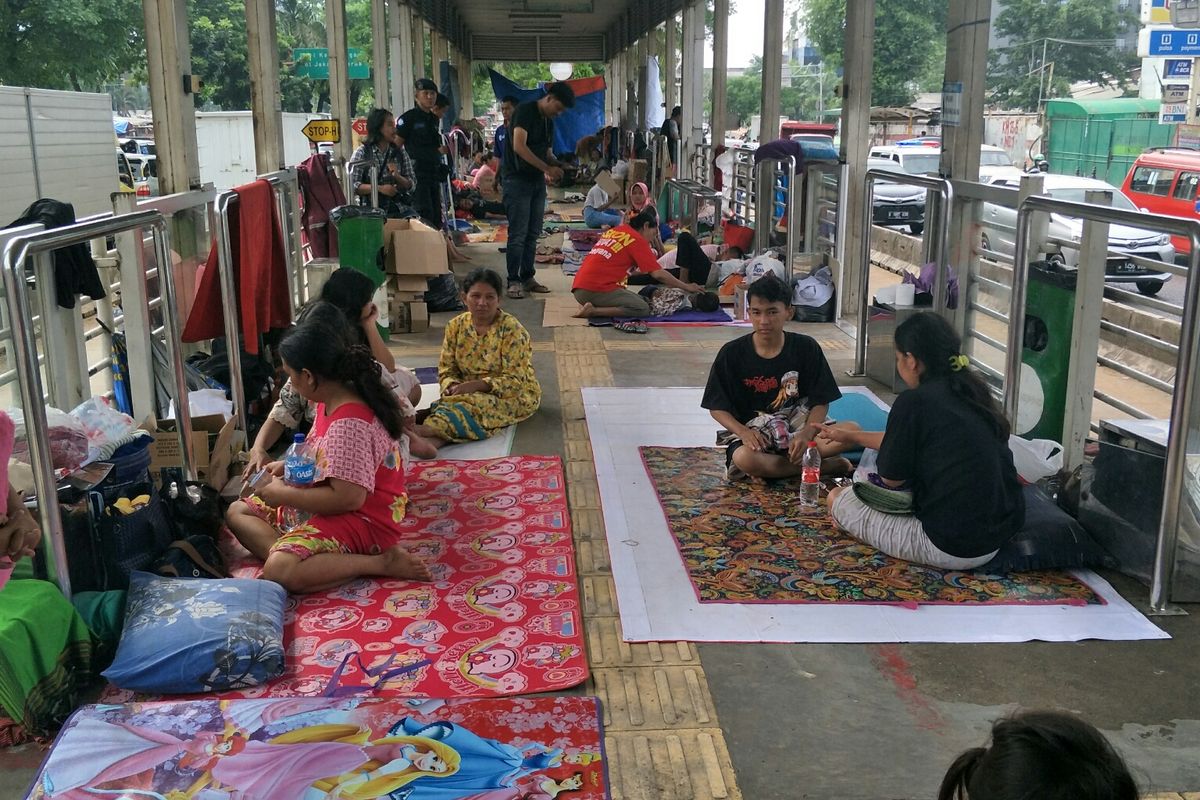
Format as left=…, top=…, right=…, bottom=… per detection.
left=501, top=81, right=575, bottom=299
left=395, top=78, right=447, bottom=230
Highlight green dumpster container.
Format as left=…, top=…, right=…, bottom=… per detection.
left=1019, top=260, right=1076, bottom=442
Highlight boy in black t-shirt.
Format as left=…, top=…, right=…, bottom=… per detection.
left=702, top=275, right=859, bottom=481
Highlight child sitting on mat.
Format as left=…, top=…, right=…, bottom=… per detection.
left=822, top=311, right=1025, bottom=570
left=225, top=311, right=431, bottom=594
left=938, top=710, right=1137, bottom=800
left=702, top=274, right=859, bottom=482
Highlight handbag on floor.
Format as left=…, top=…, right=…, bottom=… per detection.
left=152, top=535, right=226, bottom=579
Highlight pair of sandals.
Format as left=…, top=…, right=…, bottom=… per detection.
left=613, top=319, right=648, bottom=334
left=507, top=281, right=551, bottom=299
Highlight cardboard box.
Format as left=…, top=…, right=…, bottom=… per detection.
left=389, top=301, right=411, bottom=334
left=387, top=274, right=429, bottom=294
left=148, top=413, right=242, bottom=490
left=734, top=284, right=749, bottom=321
left=408, top=301, right=429, bottom=333
left=384, top=218, right=449, bottom=276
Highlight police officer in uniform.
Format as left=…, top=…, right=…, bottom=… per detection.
left=394, top=77, right=447, bottom=229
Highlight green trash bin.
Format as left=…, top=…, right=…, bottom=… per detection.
left=332, top=207, right=390, bottom=339
left=1019, top=260, right=1077, bottom=442
left=333, top=209, right=387, bottom=285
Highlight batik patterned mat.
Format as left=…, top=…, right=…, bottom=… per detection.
left=641, top=446, right=1102, bottom=607
left=104, top=457, right=587, bottom=702
left=27, top=695, right=608, bottom=799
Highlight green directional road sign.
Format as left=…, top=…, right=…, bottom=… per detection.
left=292, top=48, right=371, bottom=80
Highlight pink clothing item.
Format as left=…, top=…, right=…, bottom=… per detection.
left=629, top=181, right=650, bottom=211
left=473, top=163, right=498, bottom=194
left=210, top=739, right=368, bottom=797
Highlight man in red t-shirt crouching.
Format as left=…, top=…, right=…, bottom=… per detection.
left=571, top=210, right=703, bottom=319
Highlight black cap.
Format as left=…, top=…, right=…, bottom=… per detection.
left=414, top=78, right=437, bottom=92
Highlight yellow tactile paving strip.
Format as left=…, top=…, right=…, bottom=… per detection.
left=554, top=326, right=743, bottom=800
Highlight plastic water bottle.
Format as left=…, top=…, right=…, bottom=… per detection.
left=281, top=434, right=316, bottom=530
left=800, top=441, right=821, bottom=508
left=283, top=434, right=316, bottom=487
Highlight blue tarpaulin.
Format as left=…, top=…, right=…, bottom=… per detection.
left=487, top=69, right=605, bottom=156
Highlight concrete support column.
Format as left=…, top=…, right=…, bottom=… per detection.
left=460, top=57, right=474, bottom=122
left=413, top=18, right=427, bottom=80
left=759, top=0, right=784, bottom=144
left=665, top=15, right=677, bottom=114
left=371, top=0, right=388, bottom=107
left=430, top=29, right=447, bottom=84
left=839, top=0, right=875, bottom=318
left=142, top=0, right=201, bottom=193
left=625, top=45, right=637, bottom=129
left=245, top=0, right=284, bottom=174
left=941, top=0, right=990, bottom=332
left=326, top=0, right=353, bottom=166
left=387, top=0, right=414, bottom=113
left=604, top=61, right=615, bottom=124
left=680, top=0, right=705, bottom=179
left=710, top=0, right=729, bottom=148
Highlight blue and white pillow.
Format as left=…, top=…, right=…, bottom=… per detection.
left=103, top=571, right=286, bottom=694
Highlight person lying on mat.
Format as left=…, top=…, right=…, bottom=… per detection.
left=244, top=268, right=434, bottom=479
left=414, top=269, right=541, bottom=449
left=823, top=312, right=1025, bottom=570
left=702, top=274, right=859, bottom=482
left=571, top=210, right=703, bottom=320
left=226, top=309, right=432, bottom=593
left=629, top=231, right=745, bottom=288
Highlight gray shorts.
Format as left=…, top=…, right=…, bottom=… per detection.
left=830, top=489, right=997, bottom=571
left=572, top=287, right=650, bottom=318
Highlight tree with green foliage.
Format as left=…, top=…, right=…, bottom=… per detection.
left=802, top=0, right=946, bottom=108
left=723, top=55, right=837, bottom=130
left=987, top=0, right=1138, bottom=111
left=0, top=0, right=144, bottom=91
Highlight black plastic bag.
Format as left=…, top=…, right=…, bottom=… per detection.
left=425, top=273, right=464, bottom=312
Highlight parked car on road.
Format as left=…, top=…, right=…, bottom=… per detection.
left=867, top=157, right=926, bottom=235
left=982, top=174, right=1174, bottom=296
left=1121, top=148, right=1200, bottom=256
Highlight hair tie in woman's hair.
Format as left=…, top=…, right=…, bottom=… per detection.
left=342, top=345, right=380, bottom=381
left=949, top=354, right=970, bottom=372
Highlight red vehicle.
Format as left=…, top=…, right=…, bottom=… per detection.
left=780, top=120, right=837, bottom=140
left=1121, top=148, right=1200, bottom=255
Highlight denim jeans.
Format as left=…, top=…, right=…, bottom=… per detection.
left=583, top=206, right=624, bottom=229
left=502, top=175, right=546, bottom=286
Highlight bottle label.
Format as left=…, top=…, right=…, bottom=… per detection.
left=801, top=466, right=820, bottom=484
left=286, top=460, right=316, bottom=485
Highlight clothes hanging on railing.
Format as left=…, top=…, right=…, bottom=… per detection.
left=182, top=179, right=291, bottom=355
left=4, top=199, right=106, bottom=309
left=297, top=153, right=346, bottom=259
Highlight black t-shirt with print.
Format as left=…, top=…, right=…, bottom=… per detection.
left=701, top=332, right=842, bottom=425
left=877, top=376, right=1026, bottom=558
left=502, top=100, right=554, bottom=180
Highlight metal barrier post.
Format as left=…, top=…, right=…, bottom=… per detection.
left=1001, top=195, right=1200, bottom=612
left=213, top=192, right=249, bottom=433
left=258, top=170, right=303, bottom=315
left=2, top=212, right=195, bottom=597
left=35, top=249, right=90, bottom=409
left=344, top=158, right=380, bottom=209
left=851, top=168, right=953, bottom=376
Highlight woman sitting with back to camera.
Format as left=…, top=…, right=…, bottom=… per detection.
left=244, top=268, right=434, bottom=479
left=414, top=269, right=541, bottom=448
left=822, top=312, right=1025, bottom=570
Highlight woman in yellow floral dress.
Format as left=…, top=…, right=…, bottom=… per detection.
left=416, top=269, right=541, bottom=447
